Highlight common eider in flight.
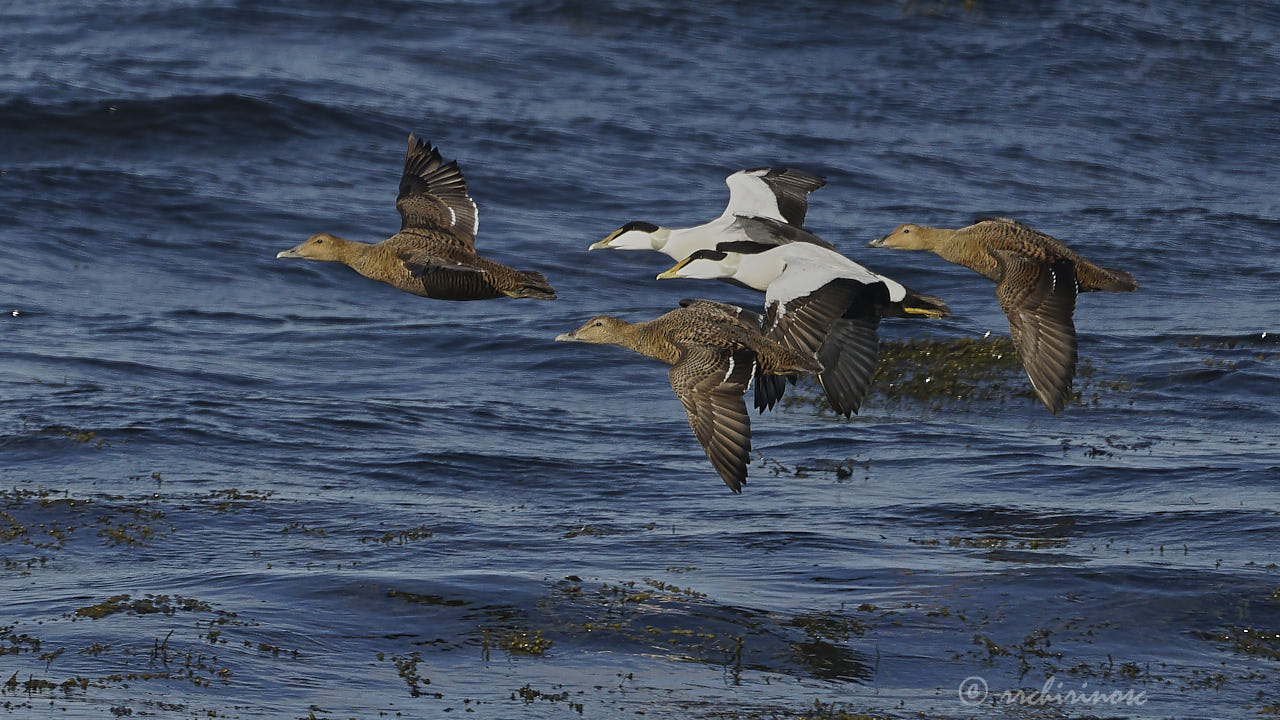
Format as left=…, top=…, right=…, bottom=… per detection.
left=555, top=300, right=821, bottom=493
left=590, top=167, right=829, bottom=259
left=276, top=134, right=556, bottom=301
left=658, top=221, right=950, bottom=417
left=869, top=217, right=1137, bottom=413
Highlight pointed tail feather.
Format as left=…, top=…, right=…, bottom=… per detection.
left=752, top=350, right=819, bottom=413
left=506, top=270, right=557, bottom=300
left=1078, top=262, right=1137, bottom=293
left=753, top=372, right=789, bottom=413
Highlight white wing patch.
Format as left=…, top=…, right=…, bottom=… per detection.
left=722, top=355, right=736, bottom=385
left=778, top=244, right=907, bottom=301
left=766, top=258, right=837, bottom=310
left=762, top=247, right=910, bottom=321
left=722, top=170, right=784, bottom=222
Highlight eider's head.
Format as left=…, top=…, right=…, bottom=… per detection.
left=555, top=315, right=630, bottom=344
left=869, top=223, right=933, bottom=251
left=590, top=221, right=668, bottom=252
left=276, top=233, right=348, bottom=261
left=655, top=249, right=738, bottom=281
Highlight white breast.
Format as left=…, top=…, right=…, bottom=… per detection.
left=664, top=216, right=734, bottom=260
left=733, top=250, right=788, bottom=291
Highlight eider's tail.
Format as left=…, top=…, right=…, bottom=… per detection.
left=1077, top=262, right=1137, bottom=293
left=506, top=270, right=557, bottom=300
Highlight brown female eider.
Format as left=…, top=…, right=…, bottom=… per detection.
left=870, top=217, right=1137, bottom=413
left=276, top=134, right=555, bottom=301
left=555, top=302, right=821, bottom=492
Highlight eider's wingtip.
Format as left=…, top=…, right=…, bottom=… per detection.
left=405, top=132, right=436, bottom=155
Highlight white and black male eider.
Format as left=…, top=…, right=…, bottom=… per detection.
left=555, top=300, right=821, bottom=493
left=589, top=167, right=829, bottom=259
left=870, top=217, right=1136, bottom=413
left=658, top=220, right=951, bottom=417
left=276, top=134, right=555, bottom=301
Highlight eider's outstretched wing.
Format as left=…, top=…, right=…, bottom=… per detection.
left=814, top=316, right=881, bottom=417
left=678, top=298, right=763, bottom=330
left=670, top=345, right=755, bottom=493
left=994, top=252, right=1078, bottom=414
left=396, top=134, right=479, bottom=249
left=676, top=300, right=791, bottom=414
left=729, top=216, right=837, bottom=251
left=761, top=272, right=880, bottom=417
left=397, top=250, right=486, bottom=276
left=395, top=249, right=513, bottom=301
left=723, top=168, right=826, bottom=227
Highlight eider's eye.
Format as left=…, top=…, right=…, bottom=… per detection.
left=593, top=320, right=603, bottom=327
left=902, top=228, right=911, bottom=234
left=315, top=238, right=324, bottom=244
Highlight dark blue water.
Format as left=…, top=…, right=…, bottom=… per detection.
left=3, top=2, right=1279, bottom=718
